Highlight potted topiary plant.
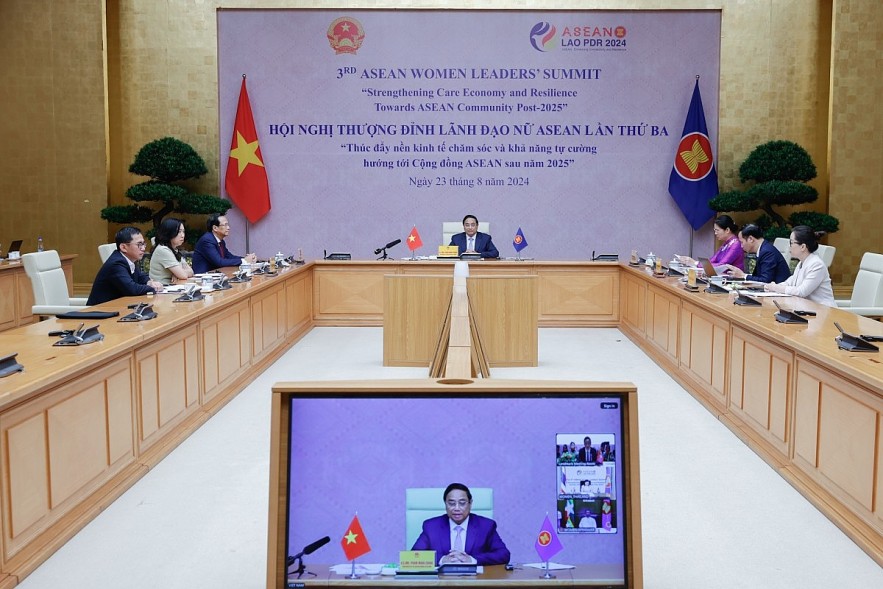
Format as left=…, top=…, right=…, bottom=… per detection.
left=709, top=140, right=839, bottom=240
left=101, top=137, right=231, bottom=247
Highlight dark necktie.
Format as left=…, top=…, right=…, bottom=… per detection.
left=219, top=240, right=227, bottom=258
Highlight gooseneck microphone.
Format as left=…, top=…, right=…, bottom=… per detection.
left=375, top=238, right=402, bottom=259
left=374, top=239, right=402, bottom=255
left=303, top=535, right=331, bottom=556
left=286, top=535, right=331, bottom=572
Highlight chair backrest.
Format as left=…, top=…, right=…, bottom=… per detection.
left=773, top=237, right=791, bottom=262
left=815, top=243, right=836, bottom=268
left=98, top=243, right=116, bottom=263
left=21, top=250, right=71, bottom=306
left=849, top=252, right=883, bottom=307
left=774, top=237, right=836, bottom=268
left=405, top=487, right=493, bottom=549
left=442, top=222, right=490, bottom=246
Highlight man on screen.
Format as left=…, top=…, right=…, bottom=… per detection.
left=411, top=483, right=510, bottom=566
left=449, top=215, right=499, bottom=258
left=578, top=436, right=599, bottom=464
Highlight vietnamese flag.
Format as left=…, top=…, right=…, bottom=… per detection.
left=534, top=514, right=564, bottom=562
left=225, top=76, right=271, bottom=223
left=340, top=515, right=371, bottom=561
left=406, top=226, right=423, bottom=251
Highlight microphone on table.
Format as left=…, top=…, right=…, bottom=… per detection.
left=286, top=535, right=330, bottom=577
left=374, top=239, right=402, bottom=255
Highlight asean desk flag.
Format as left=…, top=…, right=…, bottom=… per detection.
left=668, top=79, right=718, bottom=231
left=513, top=227, right=528, bottom=252
left=340, top=515, right=371, bottom=561
left=535, top=514, right=564, bottom=562
left=225, top=76, right=271, bottom=224
left=406, top=226, right=423, bottom=251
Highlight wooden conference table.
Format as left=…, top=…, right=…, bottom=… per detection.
left=0, top=258, right=881, bottom=587
left=295, top=563, right=624, bottom=586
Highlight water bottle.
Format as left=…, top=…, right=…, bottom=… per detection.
left=37, top=236, right=44, bottom=252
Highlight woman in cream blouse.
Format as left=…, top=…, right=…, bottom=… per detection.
left=149, top=217, right=195, bottom=285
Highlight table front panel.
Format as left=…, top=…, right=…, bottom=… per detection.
left=537, top=268, right=618, bottom=325
left=0, top=355, right=134, bottom=565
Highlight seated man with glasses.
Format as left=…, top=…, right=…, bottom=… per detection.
left=87, top=226, right=164, bottom=305
left=411, top=482, right=510, bottom=566
left=192, top=213, right=257, bottom=274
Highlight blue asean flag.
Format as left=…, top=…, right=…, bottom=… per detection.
left=513, top=227, right=528, bottom=252
left=668, top=79, right=718, bottom=231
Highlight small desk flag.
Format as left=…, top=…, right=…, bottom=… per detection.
left=668, top=79, right=717, bottom=231
left=513, top=227, right=528, bottom=252
left=535, top=514, right=564, bottom=562
left=340, top=515, right=371, bottom=561
left=225, top=76, right=271, bottom=224
left=406, top=226, right=423, bottom=251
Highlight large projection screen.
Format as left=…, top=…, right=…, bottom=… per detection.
left=267, top=379, right=642, bottom=588
left=219, top=9, right=720, bottom=262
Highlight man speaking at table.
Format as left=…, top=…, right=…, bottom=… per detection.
left=192, top=214, right=257, bottom=274
left=450, top=215, right=499, bottom=259
left=411, top=483, right=510, bottom=566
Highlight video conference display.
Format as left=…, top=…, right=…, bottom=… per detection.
left=285, top=393, right=630, bottom=581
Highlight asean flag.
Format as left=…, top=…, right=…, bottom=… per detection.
left=534, top=514, right=564, bottom=562
left=225, top=76, right=271, bottom=223
left=668, top=79, right=718, bottom=231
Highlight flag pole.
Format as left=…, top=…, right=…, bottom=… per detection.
left=688, top=73, right=699, bottom=260
left=241, top=73, right=250, bottom=256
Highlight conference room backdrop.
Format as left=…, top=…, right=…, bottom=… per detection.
left=217, top=9, right=721, bottom=261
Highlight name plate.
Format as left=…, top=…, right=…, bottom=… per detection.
left=438, top=245, right=459, bottom=258
left=399, top=550, right=436, bottom=571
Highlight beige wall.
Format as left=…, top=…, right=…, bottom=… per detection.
left=1, top=1, right=880, bottom=287
left=828, top=0, right=883, bottom=286
left=0, top=0, right=108, bottom=284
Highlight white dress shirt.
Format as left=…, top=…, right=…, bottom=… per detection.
left=440, top=516, right=476, bottom=564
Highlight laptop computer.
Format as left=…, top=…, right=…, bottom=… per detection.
left=698, top=257, right=744, bottom=281
left=7, top=239, right=23, bottom=254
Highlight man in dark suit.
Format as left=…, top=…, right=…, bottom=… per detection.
left=192, top=213, right=256, bottom=274
left=723, top=224, right=791, bottom=283
left=411, top=483, right=510, bottom=566
left=87, top=227, right=163, bottom=306
left=577, top=436, right=599, bottom=464
left=449, top=215, right=499, bottom=258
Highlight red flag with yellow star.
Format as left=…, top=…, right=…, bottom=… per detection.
left=225, top=76, right=270, bottom=223
left=340, top=515, right=371, bottom=561
left=406, top=226, right=423, bottom=251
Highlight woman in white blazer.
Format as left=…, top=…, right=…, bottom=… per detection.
left=764, top=225, right=836, bottom=307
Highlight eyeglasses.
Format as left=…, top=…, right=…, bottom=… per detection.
left=217, top=222, right=230, bottom=227
left=789, top=240, right=801, bottom=246
left=128, top=241, right=147, bottom=249
left=463, top=223, right=478, bottom=227
left=446, top=500, right=470, bottom=508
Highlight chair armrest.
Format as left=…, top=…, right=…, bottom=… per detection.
left=33, top=304, right=89, bottom=315
left=835, top=299, right=851, bottom=308
left=838, top=306, right=883, bottom=318
left=70, top=297, right=89, bottom=306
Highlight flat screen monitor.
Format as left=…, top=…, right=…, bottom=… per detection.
left=267, top=379, right=642, bottom=588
